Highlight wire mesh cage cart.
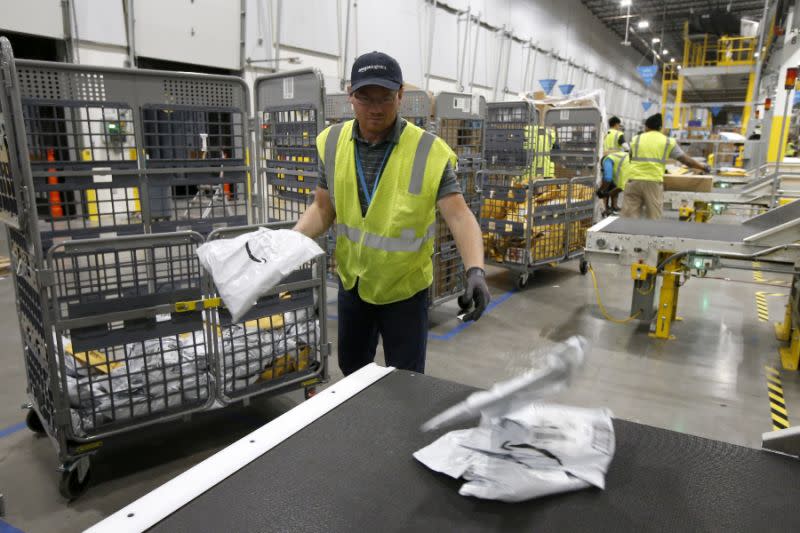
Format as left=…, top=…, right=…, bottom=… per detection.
left=256, top=69, right=326, bottom=225
left=0, top=39, right=329, bottom=500
left=430, top=92, right=486, bottom=306
left=545, top=106, right=601, bottom=272
left=485, top=101, right=538, bottom=172
left=478, top=103, right=597, bottom=289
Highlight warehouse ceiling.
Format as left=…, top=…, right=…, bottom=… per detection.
left=581, top=1, right=769, bottom=66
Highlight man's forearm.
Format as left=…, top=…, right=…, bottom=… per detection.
left=293, top=202, right=334, bottom=238
left=449, top=209, right=485, bottom=271
left=678, top=155, right=707, bottom=171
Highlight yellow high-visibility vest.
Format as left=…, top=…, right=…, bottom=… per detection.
left=605, top=151, right=630, bottom=189
left=604, top=129, right=624, bottom=153
left=317, top=119, right=457, bottom=304
left=628, top=130, right=676, bottom=182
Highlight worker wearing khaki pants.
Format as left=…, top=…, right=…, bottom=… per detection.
left=622, top=113, right=709, bottom=219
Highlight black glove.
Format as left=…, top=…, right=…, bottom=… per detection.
left=702, top=164, right=712, bottom=174
left=457, top=267, right=491, bottom=322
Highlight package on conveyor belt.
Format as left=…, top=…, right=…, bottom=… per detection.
left=415, top=336, right=616, bottom=502
left=196, top=227, right=324, bottom=322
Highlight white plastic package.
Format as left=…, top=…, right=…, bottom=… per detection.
left=414, top=402, right=615, bottom=503
left=196, top=228, right=324, bottom=322
left=414, top=336, right=616, bottom=503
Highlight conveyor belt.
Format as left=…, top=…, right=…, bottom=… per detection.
left=744, top=197, right=800, bottom=229
left=149, top=370, right=800, bottom=533
left=601, top=217, right=756, bottom=242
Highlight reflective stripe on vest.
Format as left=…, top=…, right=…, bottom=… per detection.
left=604, top=130, right=623, bottom=152
left=324, top=122, right=345, bottom=209
left=335, top=222, right=436, bottom=253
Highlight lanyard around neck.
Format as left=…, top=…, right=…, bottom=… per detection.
left=354, top=142, right=394, bottom=206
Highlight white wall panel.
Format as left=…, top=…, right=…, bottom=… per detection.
left=0, top=0, right=64, bottom=39
left=279, top=0, right=338, bottom=55
left=75, top=0, right=126, bottom=46
left=134, top=0, right=240, bottom=69
left=355, top=0, right=425, bottom=87
left=428, top=6, right=458, bottom=81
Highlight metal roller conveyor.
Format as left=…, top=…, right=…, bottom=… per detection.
left=585, top=200, right=800, bottom=369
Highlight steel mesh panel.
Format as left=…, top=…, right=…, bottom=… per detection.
left=51, top=237, right=210, bottom=438
left=24, top=344, right=55, bottom=433
left=52, top=243, right=203, bottom=320
left=64, top=328, right=210, bottom=437
left=17, top=68, right=107, bottom=102
left=23, top=102, right=137, bottom=167
left=438, top=118, right=484, bottom=158
left=568, top=214, right=593, bottom=254
left=162, top=79, right=235, bottom=108
left=0, top=114, right=19, bottom=219
left=217, top=302, right=320, bottom=399
left=261, top=106, right=319, bottom=222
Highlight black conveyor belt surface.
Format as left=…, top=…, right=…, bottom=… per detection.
left=601, top=217, right=756, bottom=242
left=150, top=371, right=800, bottom=533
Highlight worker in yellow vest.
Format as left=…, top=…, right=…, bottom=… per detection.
left=294, top=52, right=489, bottom=375
left=524, top=124, right=556, bottom=177
left=622, top=113, right=709, bottom=219
left=786, top=138, right=797, bottom=157
left=597, top=151, right=629, bottom=216
left=603, top=116, right=629, bottom=156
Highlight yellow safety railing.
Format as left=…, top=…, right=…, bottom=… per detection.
left=681, top=22, right=757, bottom=68
left=717, top=36, right=756, bottom=66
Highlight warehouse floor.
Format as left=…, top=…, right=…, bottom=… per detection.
left=0, top=221, right=798, bottom=533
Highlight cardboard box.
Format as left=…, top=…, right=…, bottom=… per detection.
left=663, top=174, right=714, bottom=192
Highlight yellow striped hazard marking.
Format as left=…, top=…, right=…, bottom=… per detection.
left=765, top=366, right=790, bottom=431
left=755, top=291, right=788, bottom=322
left=753, top=261, right=765, bottom=282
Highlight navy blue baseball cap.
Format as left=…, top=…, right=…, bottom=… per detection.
left=350, top=51, right=403, bottom=93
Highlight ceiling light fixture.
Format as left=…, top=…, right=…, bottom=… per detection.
left=638, top=20, right=650, bottom=29
left=662, top=49, right=668, bottom=55
left=670, top=57, right=676, bottom=63
left=652, top=37, right=660, bottom=43
left=620, top=0, right=632, bottom=6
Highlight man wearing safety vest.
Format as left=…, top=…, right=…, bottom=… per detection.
left=294, top=52, right=489, bottom=376
left=603, top=116, right=629, bottom=156
left=525, top=125, right=556, bottom=177
left=622, top=113, right=709, bottom=219
left=597, top=151, right=629, bottom=215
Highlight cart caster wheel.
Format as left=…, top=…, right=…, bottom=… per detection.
left=25, top=409, right=45, bottom=434
left=59, top=459, right=91, bottom=501
left=515, top=274, right=530, bottom=290
left=304, top=387, right=318, bottom=400
left=579, top=260, right=589, bottom=276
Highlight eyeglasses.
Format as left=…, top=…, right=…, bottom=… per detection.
left=352, top=92, right=397, bottom=106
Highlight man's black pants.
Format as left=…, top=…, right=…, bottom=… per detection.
left=337, top=279, right=428, bottom=376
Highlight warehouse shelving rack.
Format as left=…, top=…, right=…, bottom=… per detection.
left=0, top=39, right=329, bottom=500
left=479, top=101, right=596, bottom=288
left=431, top=92, right=486, bottom=306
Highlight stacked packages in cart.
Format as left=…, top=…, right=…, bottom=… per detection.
left=63, top=309, right=319, bottom=436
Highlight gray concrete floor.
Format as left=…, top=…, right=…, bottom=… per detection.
left=1, top=231, right=799, bottom=532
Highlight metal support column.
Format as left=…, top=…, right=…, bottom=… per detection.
left=672, top=75, right=684, bottom=130
left=651, top=259, right=681, bottom=339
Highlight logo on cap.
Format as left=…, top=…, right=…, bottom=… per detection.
left=358, top=64, right=388, bottom=73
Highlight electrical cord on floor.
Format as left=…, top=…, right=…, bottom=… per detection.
left=588, top=265, right=642, bottom=324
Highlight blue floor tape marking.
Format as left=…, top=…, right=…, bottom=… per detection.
left=0, top=421, right=25, bottom=439
left=0, top=519, right=25, bottom=533
left=429, top=290, right=516, bottom=341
